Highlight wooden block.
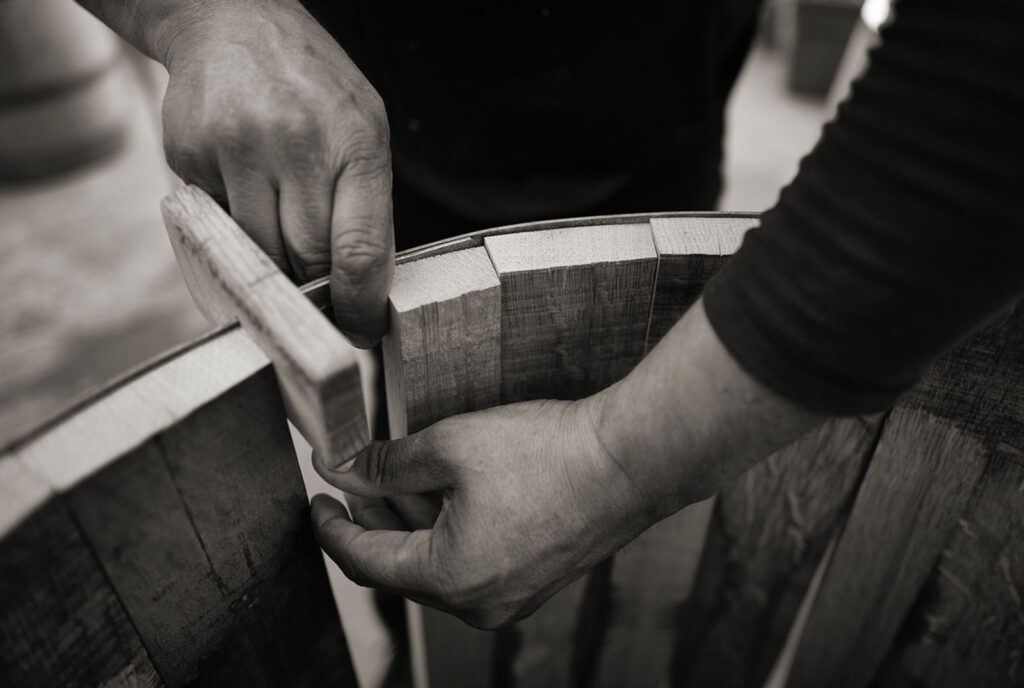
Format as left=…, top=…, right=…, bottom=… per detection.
left=382, top=247, right=503, bottom=688
left=647, top=216, right=756, bottom=348
left=789, top=301, right=1024, bottom=688
left=162, top=184, right=367, bottom=464
left=672, top=416, right=884, bottom=688
left=383, top=247, right=502, bottom=435
left=0, top=495, right=160, bottom=687
left=590, top=498, right=715, bottom=688
left=484, top=223, right=658, bottom=402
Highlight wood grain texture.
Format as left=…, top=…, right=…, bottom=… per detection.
left=382, top=247, right=503, bottom=688
left=789, top=301, right=1024, bottom=688
left=590, top=498, right=715, bottom=688
left=484, top=224, right=658, bottom=687
left=161, top=184, right=367, bottom=464
left=383, top=247, right=502, bottom=436
left=671, top=416, right=884, bottom=688
left=3, top=328, right=356, bottom=686
left=484, top=223, right=658, bottom=403
left=0, top=497, right=161, bottom=688
left=64, top=369, right=356, bottom=687
left=584, top=216, right=753, bottom=688
left=647, top=216, right=755, bottom=348
left=13, top=328, right=267, bottom=493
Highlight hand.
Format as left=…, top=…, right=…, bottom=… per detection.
left=310, top=398, right=661, bottom=629
left=160, top=0, right=392, bottom=345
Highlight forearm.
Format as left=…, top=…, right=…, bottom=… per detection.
left=593, top=298, right=824, bottom=517
left=75, top=0, right=306, bottom=65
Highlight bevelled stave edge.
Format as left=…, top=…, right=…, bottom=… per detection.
left=647, top=216, right=757, bottom=349
left=383, top=247, right=502, bottom=437
left=161, top=185, right=368, bottom=463
left=484, top=223, right=659, bottom=403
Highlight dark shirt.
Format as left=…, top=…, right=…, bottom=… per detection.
left=704, top=0, right=1024, bottom=413
left=301, top=1, right=762, bottom=224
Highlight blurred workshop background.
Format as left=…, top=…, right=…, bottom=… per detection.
left=0, top=1, right=885, bottom=685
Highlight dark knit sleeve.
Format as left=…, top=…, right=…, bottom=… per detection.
left=703, top=0, right=1024, bottom=415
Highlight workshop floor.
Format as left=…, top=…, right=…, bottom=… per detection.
left=0, top=42, right=830, bottom=688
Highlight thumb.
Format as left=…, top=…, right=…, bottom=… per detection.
left=312, top=431, right=451, bottom=497
left=329, top=153, right=394, bottom=348
left=312, top=494, right=438, bottom=599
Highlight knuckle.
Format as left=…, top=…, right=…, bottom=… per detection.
left=210, top=116, right=254, bottom=146
left=363, top=442, right=393, bottom=491
left=277, top=110, right=327, bottom=169
left=459, top=605, right=515, bottom=631
left=331, top=227, right=390, bottom=282
left=338, top=126, right=390, bottom=175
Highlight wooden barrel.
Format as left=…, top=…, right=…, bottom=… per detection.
left=0, top=0, right=130, bottom=182
left=2, top=188, right=1021, bottom=687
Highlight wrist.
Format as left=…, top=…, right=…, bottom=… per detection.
left=587, top=380, right=697, bottom=521
left=590, top=301, right=826, bottom=522
left=150, top=0, right=308, bottom=68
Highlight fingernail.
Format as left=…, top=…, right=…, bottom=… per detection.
left=314, top=449, right=358, bottom=472
left=331, top=454, right=358, bottom=472
left=311, top=494, right=349, bottom=527
left=347, top=333, right=376, bottom=349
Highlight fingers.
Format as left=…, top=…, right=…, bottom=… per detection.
left=387, top=493, right=442, bottom=529
left=329, top=149, right=394, bottom=347
left=312, top=494, right=438, bottom=598
left=277, top=151, right=333, bottom=284
left=219, top=158, right=289, bottom=272
left=346, top=493, right=408, bottom=530
left=312, top=430, right=450, bottom=497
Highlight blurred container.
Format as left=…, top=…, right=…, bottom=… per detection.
left=825, top=0, right=892, bottom=113
left=0, top=0, right=131, bottom=182
left=785, top=0, right=862, bottom=97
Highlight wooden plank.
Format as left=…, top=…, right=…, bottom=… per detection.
left=61, top=369, right=356, bottom=686
left=789, top=301, right=1024, bottom=688
left=484, top=224, right=658, bottom=687
left=5, top=323, right=358, bottom=685
left=383, top=247, right=502, bottom=436
left=586, top=216, right=754, bottom=688
left=382, top=247, right=504, bottom=688
left=65, top=440, right=232, bottom=685
left=15, top=327, right=267, bottom=492
left=868, top=303, right=1024, bottom=688
left=647, top=216, right=755, bottom=347
left=589, top=498, right=715, bottom=688
left=671, top=415, right=884, bottom=688
left=157, top=368, right=357, bottom=686
left=1, top=328, right=270, bottom=687
left=0, top=479, right=161, bottom=687
left=874, top=444, right=1024, bottom=688
left=161, top=184, right=367, bottom=464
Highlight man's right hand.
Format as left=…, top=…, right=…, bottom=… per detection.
left=156, top=0, right=392, bottom=346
